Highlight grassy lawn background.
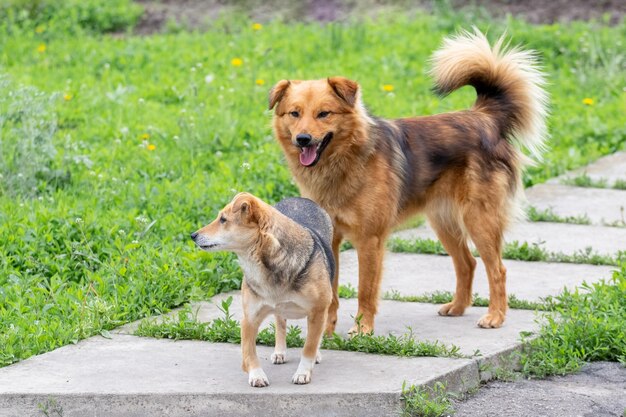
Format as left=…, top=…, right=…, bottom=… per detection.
left=1, top=1, right=625, bottom=366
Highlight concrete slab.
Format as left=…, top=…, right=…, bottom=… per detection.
left=392, top=221, right=626, bottom=257
left=118, top=295, right=538, bottom=358
left=525, top=183, right=626, bottom=226
left=0, top=334, right=476, bottom=417
left=548, top=151, right=626, bottom=187
left=339, top=251, right=615, bottom=302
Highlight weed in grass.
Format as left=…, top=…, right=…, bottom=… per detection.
left=389, top=237, right=621, bottom=266
left=520, top=269, right=626, bottom=378
left=614, top=179, right=626, bottom=190
left=526, top=206, right=592, bottom=225
left=338, top=283, right=358, bottom=299
left=401, top=381, right=454, bottom=417
left=383, top=290, right=546, bottom=311
left=562, top=174, right=608, bottom=188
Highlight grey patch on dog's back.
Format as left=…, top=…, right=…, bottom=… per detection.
left=274, top=197, right=335, bottom=282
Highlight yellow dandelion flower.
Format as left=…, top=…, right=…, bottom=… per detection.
left=382, top=84, right=394, bottom=92
left=147, top=144, right=156, bottom=151
left=255, top=79, right=265, bottom=86
left=231, top=57, right=243, bottom=67
left=35, top=25, right=46, bottom=34
left=37, top=44, right=46, bottom=53
left=140, top=133, right=150, bottom=140
left=63, top=93, right=73, bottom=101
left=252, top=23, right=263, bottom=31
left=582, top=97, right=594, bottom=106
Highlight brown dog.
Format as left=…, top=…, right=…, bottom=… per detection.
left=269, top=29, right=548, bottom=334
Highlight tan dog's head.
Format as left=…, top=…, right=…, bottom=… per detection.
left=191, top=193, right=267, bottom=253
left=269, top=77, right=365, bottom=168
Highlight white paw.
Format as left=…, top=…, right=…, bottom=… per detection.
left=271, top=351, right=286, bottom=364
left=315, top=351, right=322, bottom=364
left=292, top=357, right=315, bottom=385
left=291, top=370, right=312, bottom=385
left=248, top=368, right=269, bottom=388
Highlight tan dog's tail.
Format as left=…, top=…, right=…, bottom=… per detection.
left=430, top=28, right=549, bottom=162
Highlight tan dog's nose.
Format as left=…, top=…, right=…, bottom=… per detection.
left=190, top=231, right=198, bottom=240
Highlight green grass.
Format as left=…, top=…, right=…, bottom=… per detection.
left=526, top=206, right=592, bottom=225
left=520, top=268, right=626, bottom=378
left=388, top=237, right=625, bottom=266
left=135, top=296, right=465, bottom=359
left=401, top=381, right=454, bottom=417
left=1, top=2, right=626, bottom=367
left=562, top=174, right=626, bottom=190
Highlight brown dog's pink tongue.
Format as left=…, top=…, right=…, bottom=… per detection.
left=299, top=146, right=317, bottom=166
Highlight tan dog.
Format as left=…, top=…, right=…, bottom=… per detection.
left=191, top=193, right=334, bottom=387
left=269, top=29, right=548, bottom=334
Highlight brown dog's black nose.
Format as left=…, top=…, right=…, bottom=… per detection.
left=190, top=231, right=198, bottom=240
left=296, top=133, right=312, bottom=147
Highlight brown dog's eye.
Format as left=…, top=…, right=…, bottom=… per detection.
left=317, top=111, right=330, bottom=119
left=289, top=111, right=300, bottom=118
left=219, top=215, right=227, bottom=224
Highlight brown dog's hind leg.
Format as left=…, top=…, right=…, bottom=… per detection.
left=428, top=214, right=477, bottom=317
left=350, top=235, right=386, bottom=335
left=463, top=207, right=508, bottom=329
left=325, top=230, right=343, bottom=337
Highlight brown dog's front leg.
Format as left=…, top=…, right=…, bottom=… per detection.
left=292, top=306, right=327, bottom=384
left=241, top=314, right=268, bottom=387
left=350, top=235, right=386, bottom=335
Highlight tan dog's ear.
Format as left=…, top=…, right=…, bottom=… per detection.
left=327, top=77, right=359, bottom=107
left=269, top=80, right=291, bottom=110
left=232, top=193, right=258, bottom=223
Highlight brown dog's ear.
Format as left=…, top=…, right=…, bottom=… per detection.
left=232, top=193, right=258, bottom=222
left=327, top=77, right=359, bottom=107
left=269, top=80, right=291, bottom=110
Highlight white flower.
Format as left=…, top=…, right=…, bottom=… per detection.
left=75, top=217, right=83, bottom=223
left=138, top=98, right=145, bottom=104
left=241, top=162, right=251, bottom=170
left=205, top=74, right=214, bottom=84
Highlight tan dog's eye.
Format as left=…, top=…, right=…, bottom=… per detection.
left=289, top=111, right=300, bottom=118
left=317, top=111, right=330, bottom=119
left=219, top=215, right=227, bottom=224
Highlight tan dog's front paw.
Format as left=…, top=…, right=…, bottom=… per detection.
left=438, top=302, right=468, bottom=316
left=292, top=370, right=312, bottom=385
left=248, top=368, right=269, bottom=387
left=477, top=311, right=505, bottom=328
left=271, top=351, right=286, bottom=364
left=292, top=357, right=315, bottom=385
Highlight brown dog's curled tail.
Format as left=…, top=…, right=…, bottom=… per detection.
left=430, top=28, right=549, bottom=162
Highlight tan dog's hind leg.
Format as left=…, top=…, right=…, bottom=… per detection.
left=463, top=209, right=508, bottom=328
left=350, top=235, right=385, bottom=335
left=325, top=230, right=343, bottom=337
left=428, top=214, right=477, bottom=317
left=271, top=314, right=287, bottom=364
left=292, top=306, right=327, bottom=384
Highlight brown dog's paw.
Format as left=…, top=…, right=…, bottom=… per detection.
left=438, top=302, right=467, bottom=316
left=477, top=311, right=505, bottom=328
left=348, top=321, right=373, bottom=337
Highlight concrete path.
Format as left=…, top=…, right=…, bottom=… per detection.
left=2, top=152, right=626, bottom=417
